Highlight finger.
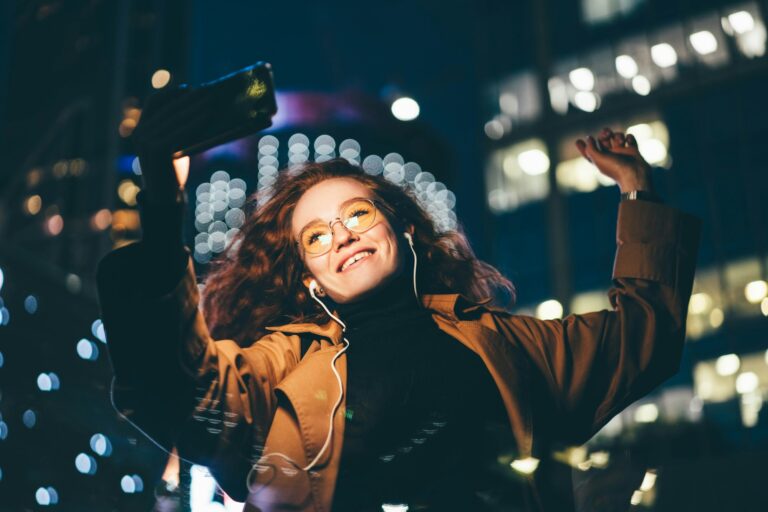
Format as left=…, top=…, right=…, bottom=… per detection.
left=612, top=132, right=626, bottom=147
left=585, top=135, right=619, bottom=168
left=606, top=145, right=639, bottom=156
left=575, top=139, right=592, bottom=162
left=626, top=133, right=638, bottom=148
left=597, top=133, right=613, bottom=151
left=586, top=135, right=602, bottom=154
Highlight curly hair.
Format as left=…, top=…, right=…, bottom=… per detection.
left=201, top=158, right=516, bottom=345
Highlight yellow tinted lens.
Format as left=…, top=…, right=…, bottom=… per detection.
left=301, top=224, right=333, bottom=254
left=342, top=200, right=376, bottom=232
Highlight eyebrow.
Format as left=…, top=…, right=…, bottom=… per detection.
left=297, top=196, right=372, bottom=235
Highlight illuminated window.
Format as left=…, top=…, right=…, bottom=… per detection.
left=486, top=139, right=550, bottom=213
left=725, top=257, right=766, bottom=318
left=485, top=71, right=542, bottom=137
left=581, top=0, right=646, bottom=25
left=570, top=290, right=612, bottom=315
left=686, top=268, right=725, bottom=340
left=688, top=13, right=730, bottom=67
left=722, top=5, right=767, bottom=59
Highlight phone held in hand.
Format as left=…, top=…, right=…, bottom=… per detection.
left=171, top=61, right=278, bottom=157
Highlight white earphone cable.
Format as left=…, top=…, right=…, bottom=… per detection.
left=247, top=232, right=419, bottom=491
left=247, top=281, right=349, bottom=489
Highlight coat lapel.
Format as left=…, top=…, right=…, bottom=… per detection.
left=274, top=343, right=348, bottom=469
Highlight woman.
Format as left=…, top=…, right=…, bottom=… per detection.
left=97, top=95, right=700, bottom=511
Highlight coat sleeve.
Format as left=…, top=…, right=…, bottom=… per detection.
left=96, top=242, right=301, bottom=500
left=490, top=200, right=701, bottom=444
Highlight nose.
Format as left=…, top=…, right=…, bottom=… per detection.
left=330, top=219, right=357, bottom=251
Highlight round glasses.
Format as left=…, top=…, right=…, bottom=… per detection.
left=297, top=198, right=380, bottom=256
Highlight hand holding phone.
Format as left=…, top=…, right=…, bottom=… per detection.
left=132, top=62, right=278, bottom=204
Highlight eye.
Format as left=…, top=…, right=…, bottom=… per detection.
left=306, top=230, right=324, bottom=245
left=349, top=207, right=370, bottom=218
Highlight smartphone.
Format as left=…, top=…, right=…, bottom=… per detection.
left=171, top=61, right=278, bottom=157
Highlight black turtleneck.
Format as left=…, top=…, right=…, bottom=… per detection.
left=329, top=270, right=518, bottom=511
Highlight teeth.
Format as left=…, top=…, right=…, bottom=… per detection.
left=341, top=251, right=372, bottom=271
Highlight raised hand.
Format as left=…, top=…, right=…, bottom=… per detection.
left=132, top=86, right=206, bottom=203
left=575, top=127, right=654, bottom=194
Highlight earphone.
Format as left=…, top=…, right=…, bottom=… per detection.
left=246, top=231, right=419, bottom=490
left=403, top=232, right=419, bottom=299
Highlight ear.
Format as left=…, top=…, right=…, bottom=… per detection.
left=405, top=224, right=415, bottom=237
left=302, top=275, right=316, bottom=291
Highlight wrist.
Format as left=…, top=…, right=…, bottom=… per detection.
left=620, top=189, right=663, bottom=203
left=617, top=166, right=654, bottom=194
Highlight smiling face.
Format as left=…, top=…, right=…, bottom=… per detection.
left=292, top=177, right=407, bottom=304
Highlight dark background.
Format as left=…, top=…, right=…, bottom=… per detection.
left=1, top=0, right=767, bottom=510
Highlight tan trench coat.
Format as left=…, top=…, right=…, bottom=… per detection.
left=97, top=200, right=701, bottom=511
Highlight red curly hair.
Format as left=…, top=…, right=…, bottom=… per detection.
left=201, top=158, right=515, bottom=345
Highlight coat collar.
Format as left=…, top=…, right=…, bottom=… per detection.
left=264, top=293, right=498, bottom=343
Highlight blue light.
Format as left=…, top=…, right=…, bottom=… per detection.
left=22, top=409, right=36, bottom=428
left=24, top=295, right=38, bottom=314
left=117, top=155, right=137, bottom=174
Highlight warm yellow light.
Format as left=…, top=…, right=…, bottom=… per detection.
left=518, top=149, right=550, bottom=176
left=124, top=107, right=141, bottom=121
left=502, top=155, right=517, bottom=177
left=631, top=490, right=644, bottom=506
left=744, top=280, right=767, bottom=303
left=24, top=195, right=42, bottom=215
left=689, top=292, right=712, bottom=314
left=715, top=353, right=740, bottom=376
left=536, top=299, right=563, bottom=320
left=589, top=451, right=610, bottom=468
left=639, top=138, right=668, bottom=165
left=627, top=123, right=653, bottom=140
left=151, top=69, right=172, bottom=89
left=635, top=403, right=659, bottom=423
left=119, top=118, right=137, bottom=138
left=761, top=297, right=768, bottom=317
left=640, top=470, right=657, bottom=491
left=735, top=372, right=759, bottom=394
left=709, top=308, right=724, bottom=328
left=510, top=457, right=540, bottom=474
left=173, top=156, right=190, bottom=188
left=161, top=448, right=180, bottom=489
left=117, top=180, right=140, bottom=206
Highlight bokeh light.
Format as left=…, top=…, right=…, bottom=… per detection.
left=391, top=97, right=420, bottom=121
left=151, top=69, right=171, bottom=89
left=90, top=433, right=113, bottom=457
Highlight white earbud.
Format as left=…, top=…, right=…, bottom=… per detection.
left=404, top=232, right=418, bottom=300
left=309, top=279, right=318, bottom=294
